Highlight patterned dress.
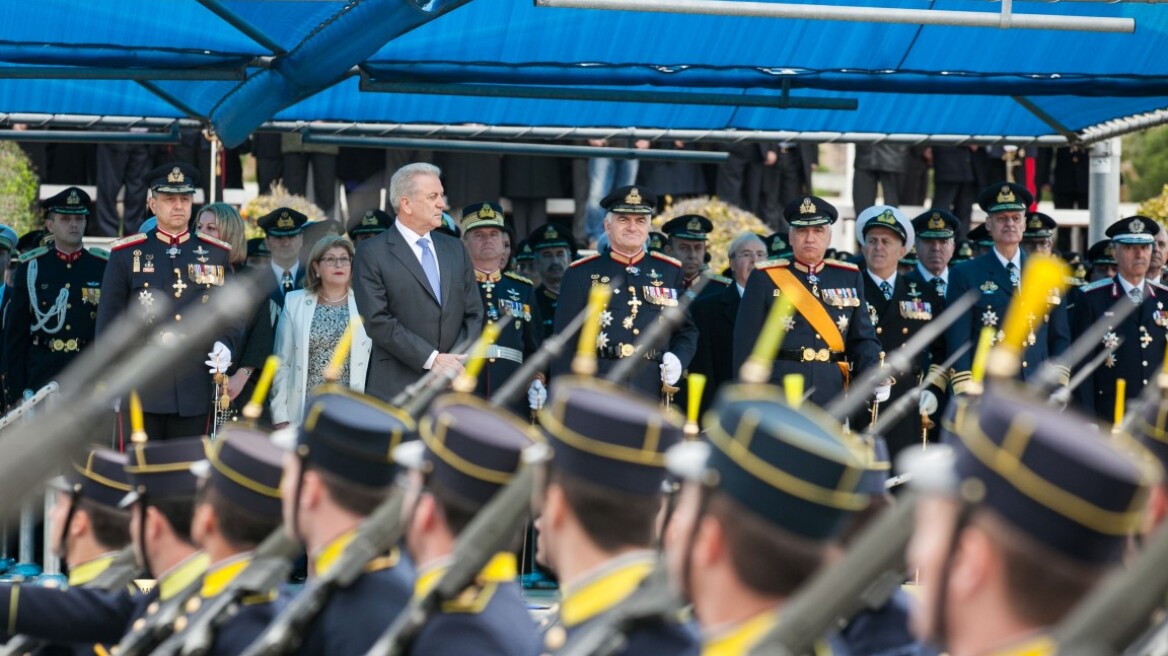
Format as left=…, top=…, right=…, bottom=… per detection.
left=305, top=303, right=351, bottom=392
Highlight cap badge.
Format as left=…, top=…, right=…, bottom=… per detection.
left=361, top=213, right=378, bottom=226
left=1131, top=218, right=1145, bottom=233
left=1105, top=244, right=1114, bottom=257
left=625, top=188, right=643, bottom=206
left=479, top=204, right=497, bottom=221
left=875, top=209, right=896, bottom=226
left=927, top=213, right=945, bottom=230
left=167, top=167, right=185, bottom=184
left=66, top=189, right=81, bottom=206
left=276, top=212, right=295, bottom=230
left=546, top=226, right=559, bottom=239
left=997, top=185, right=1015, bottom=204
left=1075, top=264, right=1087, bottom=278
left=1028, top=217, right=1042, bottom=229
left=799, top=197, right=816, bottom=215
left=687, top=217, right=703, bottom=232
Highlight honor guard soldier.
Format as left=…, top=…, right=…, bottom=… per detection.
left=461, top=203, right=544, bottom=416
left=854, top=206, right=946, bottom=458
left=662, top=214, right=731, bottom=297
left=1022, top=212, right=1058, bottom=256
left=4, top=187, right=107, bottom=407
left=551, top=186, right=698, bottom=398
left=732, top=196, right=885, bottom=408
left=257, top=208, right=308, bottom=306
left=536, top=377, right=698, bottom=655
left=96, top=163, right=242, bottom=439
left=664, top=388, right=870, bottom=655
left=944, top=182, right=1070, bottom=396
left=528, top=223, right=576, bottom=342
left=1071, top=216, right=1168, bottom=421
left=903, top=385, right=1160, bottom=656
left=349, top=208, right=392, bottom=244
left=390, top=394, right=542, bottom=655
left=269, top=390, right=414, bottom=655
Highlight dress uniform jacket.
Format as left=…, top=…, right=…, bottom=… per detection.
left=1070, top=277, right=1168, bottom=421
left=534, top=284, right=559, bottom=342
left=732, top=259, right=882, bottom=409
left=688, top=283, right=740, bottom=416
left=3, top=246, right=107, bottom=406
left=857, top=271, right=946, bottom=458
left=94, top=229, right=242, bottom=417
left=552, top=250, right=698, bottom=398
left=944, top=251, right=1071, bottom=391
left=471, top=270, right=540, bottom=416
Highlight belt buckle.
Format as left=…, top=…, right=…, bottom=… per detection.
left=816, top=349, right=830, bottom=362
left=802, top=347, right=816, bottom=362
left=620, top=343, right=636, bottom=358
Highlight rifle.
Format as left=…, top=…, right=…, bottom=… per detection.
left=606, top=276, right=705, bottom=385
left=865, top=343, right=970, bottom=440
left=1031, top=296, right=1137, bottom=394
left=114, top=572, right=206, bottom=656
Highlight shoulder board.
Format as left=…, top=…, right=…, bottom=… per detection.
left=1080, top=278, right=1112, bottom=293
left=87, top=248, right=110, bottom=260
left=824, top=258, right=859, bottom=271
left=196, top=232, right=232, bottom=251
left=504, top=271, right=533, bottom=286
left=440, top=583, right=498, bottom=615
left=17, top=246, right=48, bottom=263
left=704, top=273, right=732, bottom=285
left=755, top=259, right=789, bottom=270
left=241, top=591, right=277, bottom=606
left=649, top=251, right=682, bottom=267
left=110, top=233, right=148, bottom=251
left=569, top=253, right=601, bottom=268
left=1150, top=280, right=1168, bottom=293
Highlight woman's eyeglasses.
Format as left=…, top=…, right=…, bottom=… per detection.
left=319, top=257, right=352, bottom=267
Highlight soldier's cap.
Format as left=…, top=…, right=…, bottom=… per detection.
left=952, top=240, right=974, bottom=262
left=856, top=205, right=914, bottom=251
left=350, top=209, right=393, bottom=238
left=647, top=231, right=668, bottom=253
left=764, top=232, right=791, bottom=259
left=41, top=186, right=92, bottom=217
left=540, top=377, right=684, bottom=496
left=0, top=224, right=16, bottom=253
left=967, top=223, right=993, bottom=248
left=1132, top=392, right=1168, bottom=483
left=1087, top=239, right=1117, bottom=267
left=273, top=388, right=414, bottom=488
left=119, top=437, right=210, bottom=509
left=784, top=196, right=838, bottom=228
left=858, top=435, right=892, bottom=495
left=667, top=385, right=870, bottom=540
left=147, top=162, right=199, bottom=194
left=461, top=202, right=507, bottom=234
left=514, top=239, right=535, bottom=262
left=600, top=185, right=657, bottom=216
left=662, top=214, right=714, bottom=242
left=258, top=208, right=309, bottom=237
left=396, top=394, right=544, bottom=508
left=907, top=386, right=1161, bottom=565
left=191, top=427, right=283, bottom=519
left=246, top=237, right=271, bottom=258
left=49, top=449, right=132, bottom=510
left=528, top=223, right=576, bottom=254
left=1106, top=215, right=1161, bottom=246
left=912, top=209, right=959, bottom=241
left=15, top=229, right=47, bottom=254
left=977, top=180, right=1033, bottom=214
left=1023, top=212, right=1058, bottom=240
left=899, top=246, right=919, bottom=268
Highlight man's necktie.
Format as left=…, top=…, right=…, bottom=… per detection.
left=880, top=280, right=893, bottom=301
left=282, top=270, right=294, bottom=294
left=1007, top=262, right=1020, bottom=289
left=933, top=277, right=946, bottom=298
left=418, top=238, right=442, bottom=303
left=1131, top=286, right=1143, bottom=304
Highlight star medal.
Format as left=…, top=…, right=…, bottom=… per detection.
left=599, top=310, right=613, bottom=328
left=981, top=309, right=998, bottom=327
left=836, top=314, right=849, bottom=333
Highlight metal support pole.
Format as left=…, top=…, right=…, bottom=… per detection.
left=1088, top=138, right=1121, bottom=244
left=301, top=133, right=731, bottom=162
left=209, top=132, right=220, bottom=204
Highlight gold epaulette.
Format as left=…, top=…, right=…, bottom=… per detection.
left=1079, top=278, right=1112, bottom=293
left=196, top=232, right=232, bottom=251
left=649, top=251, right=682, bottom=267
left=824, top=258, right=859, bottom=271
left=755, top=258, right=790, bottom=270
left=17, top=246, right=48, bottom=263
left=88, top=247, right=110, bottom=260
left=440, top=583, right=499, bottom=615
left=569, top=253, right=601, bottom=268
left=704, top=273, right=732, bottom=285
left=110, top=233, right=148, bottom=251
left=504, top=271, right=533, bottom=286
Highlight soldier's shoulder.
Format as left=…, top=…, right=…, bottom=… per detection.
left=1080, top=278, right=1113, bottom=294
left=824, top=258, right=859, bottom=272
left=17, top=246, right=49, bottom=263
left=503, top=271, right=533, bottom=286
left=754, top=258, right=789, bottom=270
left=703, top=273, right=732, bottom=285
left=1150, top=280, right=1168, bottom=294
left=649, top=251, right=682, bottom=268
left=440, top=583, right=500, bottom=614
left=110, top=233, right=148, bottom=251
left=569, top=253, right=601, bottom=269
left=196, top=232, right=232, bottom=251
left=86, top=247, right=110, bottom=261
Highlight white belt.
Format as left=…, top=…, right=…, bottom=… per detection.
left=478, top=345, right=524, bottom=364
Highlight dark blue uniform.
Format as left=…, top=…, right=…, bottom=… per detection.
left=534, top=284, right=559, bottom=342
left=732, top=259, right=882, bottom=408
left=95, top=229, right=241, bottom=421
left=1070, top=277, right=1168, bottom=420
left=407, top=562, right=538, bottom=656
left=842, top=589, right=930, bottom=656
left=552, top=250, right=698, bottom=398
left=943, top=251, right=1071, bottom=393
left=472, top=270, right=540, bottom=416
left=3, top=246, right=107, bottom=406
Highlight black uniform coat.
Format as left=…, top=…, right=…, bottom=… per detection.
left=534, top=284, right=559, bottom=342
left=689, top=282, right=740, bottom=417
left=4, top=246, right=107, bottom=406
left=472, top=270, right=541, bottom=416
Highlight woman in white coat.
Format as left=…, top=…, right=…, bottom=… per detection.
left=271, top=234, right=371, bottom=427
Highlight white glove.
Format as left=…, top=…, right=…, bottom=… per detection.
left=919, top=390, right=939, bottom=416
left=205, top=341, right=232, bottom=375
left=874, top=383, right=891, bottom=403
left=660, top=352, right=682, bottom=386
left=1050, top=386, right=1071, bottom=409
left=527, top=379, right=547, bottom=411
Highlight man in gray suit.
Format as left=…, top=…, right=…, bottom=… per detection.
left=353, top=163, right=484, bottom=402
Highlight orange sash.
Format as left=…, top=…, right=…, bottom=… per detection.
left=765, top=267, right=850, bottom=384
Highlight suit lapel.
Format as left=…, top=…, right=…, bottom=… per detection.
left=721, top=284, right=739, bottom=323
left=435, top=235, right=459, bottom=305
left=385, top=227, right=439, bottom=303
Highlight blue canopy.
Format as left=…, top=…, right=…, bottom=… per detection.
left=0, top=0, right=1164, bottom=147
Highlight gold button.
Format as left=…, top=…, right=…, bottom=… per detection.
left=902, top=327, right=909, bottom=334
left=147, top=601, right=159, bottom=615
left=876, top=327, right=883, bottom=334
left=815, top=334, right=821, bottom=340
left=173, top=616, right=188, bottom=632
left=1022, top=361, right=1028, bottom=368
left=176, top=314, right=182, bottom=322
left=67, top=303, right=72, bottom=309
left=65, top=325, right=70, bottom=331
left=545, top=626, right=567, bottom=651
left=186, top=597, right=201, bottom=613
left=144, top=282, right=149, bottom=288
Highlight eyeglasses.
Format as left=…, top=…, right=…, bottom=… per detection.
left=735, top=250, right=768, bottom=259
left=319, top=256, right=352, bottom=267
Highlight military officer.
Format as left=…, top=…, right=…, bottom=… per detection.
left=1086, top=238, right=1119, bottom=282
left=268, top=389, right=413, bottom=655
left=1149, top=224, right=1168, bottom=285
left=904, top=385, right=1160, bottom=656
left=854, top=205, right=945, bottom=458
left=1022, top=211, right=1058, bottom=256
left=966, top=223, right=994, bottom=257
left=1070, top=216, right=1168, bottom=421
left=4, top=187, right=107, bottom=407
left=732, top=196, right=885, bottom=408
left=951, top=240, right=975, bottom=265
left=944, top=182, right=1071, bottom=395
left=0, top=223, right=18, bottom=322
left=95, top=163, right=242, bottom=440
left=909, top=209, right=959, bottom=300
left=460, top=203, right=543, bottom=416
left=512, top=238, right=539, bottom=286
left=551, top=186, right=698, bottom=399
left=246, top=237, right=272, bottom=270
left=664, top=386, right=868, bottom=655
left=348, top=208, right=392, bottom=244
left=258, top=207, right=308, bottom=305
left=535, top=376, right=698, bottom=655
left=647, top=231, right=669, bottom=254
left=391, top=394, right=542, bottom=655
left=662, top=214, right=731, bottom=297
left=529, top=223, right=575, bottom=342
